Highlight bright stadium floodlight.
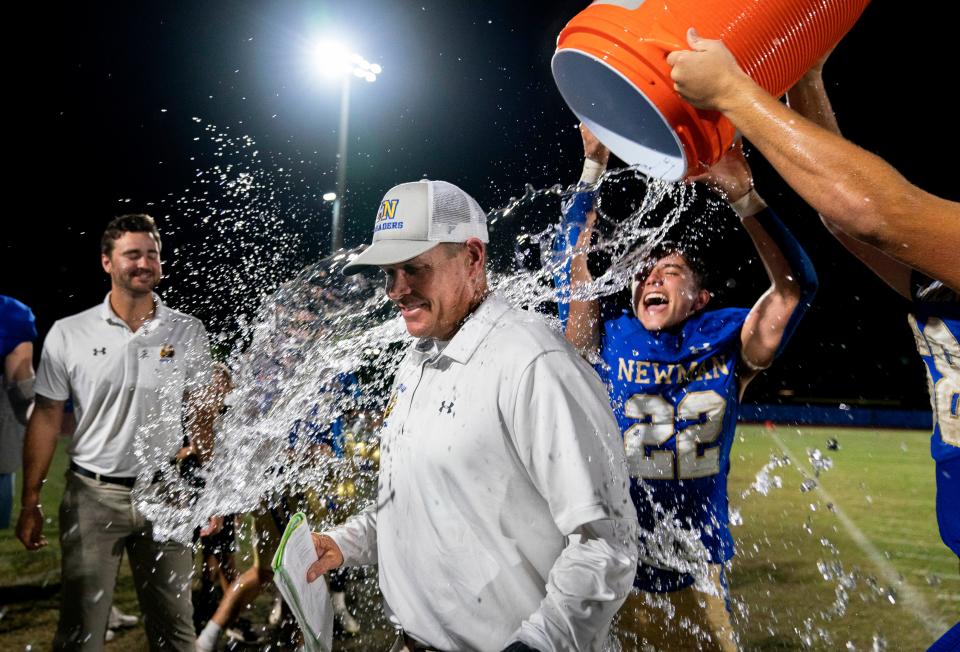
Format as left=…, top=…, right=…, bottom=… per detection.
left=306, top=37, right=383, bottom=251
left=309, top=39, right=352, bottom=79
left=308, top=38, right=381, bottom=83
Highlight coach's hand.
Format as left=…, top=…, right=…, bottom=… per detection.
left=306, top=532, right=344, bottom=582
left=16, top=504, right=48, bottom=551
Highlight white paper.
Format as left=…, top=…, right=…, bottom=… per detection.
left=274, top=519, right=334, bottom=652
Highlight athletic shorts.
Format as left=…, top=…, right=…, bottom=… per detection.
left=617, top=564, right=736, bottom=652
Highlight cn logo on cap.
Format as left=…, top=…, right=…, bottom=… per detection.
left=374, top=198, right=405, bottom=233
left=376, top=199, right=399, bottom=222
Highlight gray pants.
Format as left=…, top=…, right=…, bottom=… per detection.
left=54, top=471, right=195, bottom=652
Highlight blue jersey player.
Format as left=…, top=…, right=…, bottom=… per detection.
left=560, top=126, right=817, bottom=651
left=909, top=281, right=960, bottom=559
left=786, top=58, right=960, bottom=651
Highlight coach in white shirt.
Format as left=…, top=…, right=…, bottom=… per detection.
left=306, top=180, right=638, bottom=652
left=16, top=214, right=215, bottom=652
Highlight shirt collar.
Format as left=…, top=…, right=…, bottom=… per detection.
left=414, top=292, right=510, bottom=365
left=100, top=292, right=167, bottom=330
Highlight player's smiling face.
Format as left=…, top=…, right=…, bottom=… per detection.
left=633, top=253, right=710, bottom=331
left=381, top=242, right=482, bottom=340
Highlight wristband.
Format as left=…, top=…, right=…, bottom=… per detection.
left=579, top=157, right=606, bottom=186
left=729, top=188, right=767, bottom=219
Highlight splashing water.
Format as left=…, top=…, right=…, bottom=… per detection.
left=741, top=453, right=789, bottom=498
left=807, top=448, right=834, bottom=477
left=124, top=124, right=829, bottom=649
left=115, top=123, right=941, bottom=650
left=135, top=251, right=402, bottom=542
left=131, top=127, right=714, bottom=543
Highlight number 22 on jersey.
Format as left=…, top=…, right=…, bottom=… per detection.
left=623, top=390, right=726, bottom=480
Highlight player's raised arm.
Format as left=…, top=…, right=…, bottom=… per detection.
left=562, top=125, right=609, bottom=356
left=667, top=29, right=960, bottom=293
left=693, top=144, right=817, bottom=386
left=565, top=211, right=603, bottom=355
left=786, top=58, right=914, bottom=299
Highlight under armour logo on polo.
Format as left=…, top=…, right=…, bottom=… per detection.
left=93, top=347, right=107, bottom=356
left=439, top=401, right=454, bottom=414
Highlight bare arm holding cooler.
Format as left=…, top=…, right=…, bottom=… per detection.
left=785, top=58, right=914, bottom=298
left=666, top=28, right=960, bottom=292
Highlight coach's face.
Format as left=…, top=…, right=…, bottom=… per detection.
left=382, top=238, right=486, bottom=340
left=634, top=253, right=709, bottom=331
left=102, top=231, right=162, bottom=297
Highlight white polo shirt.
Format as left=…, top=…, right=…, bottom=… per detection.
left=330, top=293, right=636, bottom=651
left=35, top=294, right=212, bottom=477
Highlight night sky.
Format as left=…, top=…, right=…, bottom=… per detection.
left=4, top=1, right=955, bottom=409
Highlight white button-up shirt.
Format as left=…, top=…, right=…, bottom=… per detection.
left=329, top=293, right=637, bottom=651
left=34, top=293, right=211, bottom=476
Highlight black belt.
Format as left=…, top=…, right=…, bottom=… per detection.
left=70, top=461, right=137, bottom=488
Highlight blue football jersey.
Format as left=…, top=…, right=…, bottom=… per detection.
left=599, top=307, right=749, bottom=568
left=909, top=279, right=960, bottom=463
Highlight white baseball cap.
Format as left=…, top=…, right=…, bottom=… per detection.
left=342, top=180, right=489, bottom=275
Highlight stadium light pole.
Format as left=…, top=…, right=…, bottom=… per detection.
left=308, top=40, right=382, bottom=252
left=322, top=191, right=338, bottom=251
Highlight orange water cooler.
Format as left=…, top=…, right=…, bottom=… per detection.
left=552, top=0, right=870, bottom=181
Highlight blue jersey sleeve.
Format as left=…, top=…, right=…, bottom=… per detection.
left=553, top=190, right=595, bottom=328
left=749, top=208, right=817, bottom=358
left=0, top=296, right=38, bottom=359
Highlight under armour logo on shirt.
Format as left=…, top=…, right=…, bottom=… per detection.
left=439, top=401, right=454, bottom=414
left=93, top=347, right=107, bottom=356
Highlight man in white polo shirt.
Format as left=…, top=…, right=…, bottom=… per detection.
left=305, top=180, right=638, bottom=652
left=16, top=214, right=214, bottom=651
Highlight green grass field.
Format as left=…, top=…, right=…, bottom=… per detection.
left=1, top=426, right=957, bottom=650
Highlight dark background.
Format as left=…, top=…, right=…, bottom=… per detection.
left=3, top=1, right=955, bottom=408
